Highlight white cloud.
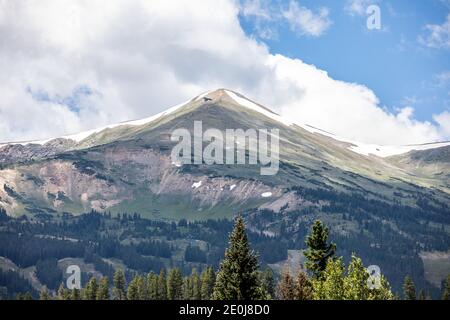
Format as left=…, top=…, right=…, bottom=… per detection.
left=0, top=0, right=448, bottom=146
left=434, top=111, right=450, bottom=137
left=282, top=1, right=332, bottom=37
left=344, top=0, right=374, bottom=16
left=419, top=13, right=450, bottom=49
left=240, top=0, right=272, bottom=20
left=239, top=0, right=278, bottom=40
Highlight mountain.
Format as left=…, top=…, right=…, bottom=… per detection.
left=1, top=88, right=449, bottom=218
left=0, top=89, right=449, bottom=294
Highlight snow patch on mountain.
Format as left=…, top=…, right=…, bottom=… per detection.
left=297, top=123, right=450, bottom=157
left=192, top=181, right=202, bottom=189
left=225, top=90, right=293, bottom=126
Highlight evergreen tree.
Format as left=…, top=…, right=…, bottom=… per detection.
left=167, top=268, right=184, bottom=300
left=344, top=255, right=369, bottom=300
left=57, top=282, right=70, bottom=300
left=97, top=276, right=110, bottom=300
left=403, top=276, right=416, bottom=300
left=17, top=292, right=33, bottom=300
left=157, top=269, right=167, bottom=300
left=71, top=288, right=81, bottom=300
left=277, top=265, right=296, bottom=300
left=190, top=269, right=202, bottom=300
left=113, top=270, right=127, bottom=300
left=368, top=275, right=394, bottom=300
left=312, top=258, right=345, bottom=300
left=183, top=276, right=193, bottom=299
left=259, top=268, right=275, bottom=299
left=418, top=289, right=427, bottom=300
left=294, top=270, right=313, bottom=300
left=147, top=272, right=158, bottom=300
left=83, top=277, right=98, bottom=300
left=137, top=275, right=148, bottom=300
left=39, top=288, right=51, bottom=300
left=200, top=267, right=216, bottom=300
left=442, top=274, right=450, bottom=300
left=304, top=220, right=336, bottom=279
left=212, top=216, right=262, bottom=300
left=127, top=275, right=140, bottom=300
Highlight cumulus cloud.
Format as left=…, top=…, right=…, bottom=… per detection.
left=282, top=1, right=332, bottom=37
left=344, top=0, right=376, bottom=16
left=434, top=111, right=450, bottom=137
left=0, top=0, right=448, bottom=145
left=419, top=13, right=450, bottom=49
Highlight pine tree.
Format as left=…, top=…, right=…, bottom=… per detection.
left=304, top=220, right=336, bottom=279
left=277, top=265, right=296, bottom=300
left=17, top=292, right=33, bottom=300
left=71, top=288, right=81, bottom=300
left=127, top=275, right=140, bottom=300
left=183, top=276, right=193, bottom=299
left=167, top=268, right=184, bottom=300
left=344, top=255, right=369, bottom=300
left=200, top=267, right=216, bottom=300
left=312, top=258, right=345, bottom=300
left=137, top=275, right=148, bottom=300
left=294, top=270, right=313, bottom=300
left=83, top=277, right=98, bottom=300
left=57, top=282, right=70, bottom=300
left=157, top=269, right=167, bottom=300
left=403, top=276, right=416, bottom=300
left=113, top=270, right=127, bottom=300
left=259, top=268, right=275, bottom=299
left=442, top=274, right=450, bottom=300
left=39, top=288, right=51, bottom=300
left=212, top=216, right=262, bottom=300
left=190, top=269, right=202, bottom=300
left=97, top=276, right=110, bottom=300
left=147, top=272, right=158, bottom=300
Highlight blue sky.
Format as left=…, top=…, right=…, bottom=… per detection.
left=239, top=0, right=450, bottom=122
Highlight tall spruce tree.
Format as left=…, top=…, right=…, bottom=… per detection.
left=147, top=272, right=158, bottom=300
left=83, top=277, right=98, bottom=300
left=137, top=275, right=148, bottom=300
left=127, top=275, right=140, bottom=300
left=212, top=216, right=262, bottom=300
left=167, top=268, right=184, bottom=300
left=304, top=220, right=336, bottom=279
left=113, top=270, right=127, bottom=300
left=183, top=276, right=193, bottom=299
left=97, top=276, right=110, bottom=300
left=201, top=267, right=216, bottom=300
left=403, top=276, right=416, bottom=300
left=190, top=269, right=202, bottom=300
left=157, top=269, right=167, bottom=300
